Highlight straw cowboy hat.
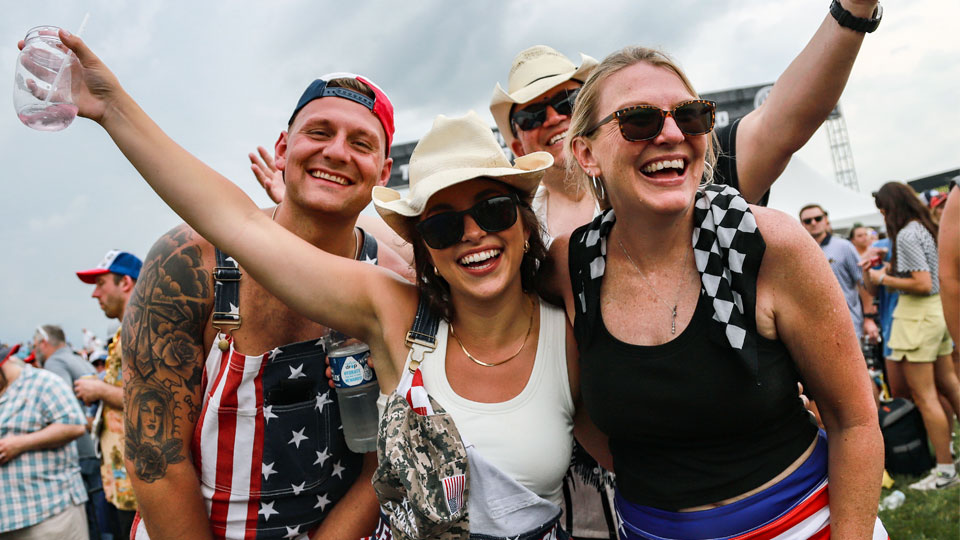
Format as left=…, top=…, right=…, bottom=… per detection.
left=372, top=111, right=552, bottom=242
left=489, top=45, right=598, bottom=148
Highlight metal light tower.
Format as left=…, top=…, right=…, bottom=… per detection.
left=824, top=104, right=860, bottom=191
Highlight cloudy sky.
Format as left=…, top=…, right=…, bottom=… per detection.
left=2, top=0, right=958, bottom=348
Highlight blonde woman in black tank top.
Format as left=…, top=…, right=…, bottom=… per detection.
left=543, top=46, right=887, bottom=539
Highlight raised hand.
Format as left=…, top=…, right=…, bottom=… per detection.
left=249, top=145, right=285, bottom=204
left=18, top=29, right=122, bottom=124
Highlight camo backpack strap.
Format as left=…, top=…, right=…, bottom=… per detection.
left=373, top=297, right=471, bottom=540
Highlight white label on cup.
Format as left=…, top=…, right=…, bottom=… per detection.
left=341, top=357, right=365, bottom=387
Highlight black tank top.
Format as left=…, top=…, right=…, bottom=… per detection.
left=570, top=233, right=817, bottom=511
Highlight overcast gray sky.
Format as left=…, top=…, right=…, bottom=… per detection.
left=3, top=0, right=958, bottom=348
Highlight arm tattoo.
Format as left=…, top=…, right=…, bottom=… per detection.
left=122, top=226, right=212, bottom=482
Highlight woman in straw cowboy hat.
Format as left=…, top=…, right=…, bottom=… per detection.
left=43, top=33, right=593, bottom=539
left=541, top=46, right=887, bottom=539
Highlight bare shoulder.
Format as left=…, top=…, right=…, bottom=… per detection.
left=121, top=222, right=216, bottom=483
left=122, top=221, right=214, bottom=389
left=751, top=205, right=823, bottom=270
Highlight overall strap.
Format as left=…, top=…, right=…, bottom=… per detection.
left=357, top=227, right=379, bottom=264
left=212, top=248, right=242, bottom=344
left=404, top=296, right=441, bottom=372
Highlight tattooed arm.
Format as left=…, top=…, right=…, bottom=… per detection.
left=122, top=224, right=215, bottom=540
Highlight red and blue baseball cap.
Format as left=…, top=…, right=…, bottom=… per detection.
left=76, top=249, right=143, bottom=284
left=288, top=72, right=395, bottom=156
left=0, top=344, right=20, bottom=367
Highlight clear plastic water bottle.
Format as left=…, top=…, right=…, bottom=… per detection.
left=327, top=331, right=378, bottom=453
left=878, top=489, right=905, bottom=511
left=13, top=26, right=78, bottom=131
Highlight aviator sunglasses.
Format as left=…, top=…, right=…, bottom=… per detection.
left=510, top=88, right=581, bottom=133
left=585, top=99, right=716, bottom=142
left=416, top=193, right=520, bottom=250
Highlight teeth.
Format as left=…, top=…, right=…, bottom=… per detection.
left=641, top=159, right=685, bottom=174
left=458, top=249, right=501, bottom=266
left=548, top=131, right=567, bottom=146
left=309, top=170, right=350, bottom=185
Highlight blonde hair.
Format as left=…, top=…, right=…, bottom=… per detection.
left=563, top=46, right=718, bottom=210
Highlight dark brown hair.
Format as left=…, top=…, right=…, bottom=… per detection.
left=798, top=204, right=827, bottom=220
left=873, top=182, right=938, bottom=273
left=407, top=186, right=547, bottom=321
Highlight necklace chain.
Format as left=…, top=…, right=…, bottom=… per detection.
left=450, top=297, right=535, bottom=367
left=616, top=236, right=692, bottom=334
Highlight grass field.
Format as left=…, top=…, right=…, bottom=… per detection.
left=877, top=430, right=960, bottom=539
left=878, top=474, right=959, bottom=539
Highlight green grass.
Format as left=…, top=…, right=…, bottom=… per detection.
left=878, top=476, right=959, bottom=539
left=878, top=429, right=960, bottom=539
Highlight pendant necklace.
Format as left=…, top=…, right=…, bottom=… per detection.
left=617, top=236, right=691, bottom=334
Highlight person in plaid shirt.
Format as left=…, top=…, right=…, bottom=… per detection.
left=0, top=343, right=90, bottom=539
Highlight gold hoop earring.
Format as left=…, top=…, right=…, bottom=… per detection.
left=523, top=240, right=530, bottom=253
left=433, top=266, right=440, bottom=275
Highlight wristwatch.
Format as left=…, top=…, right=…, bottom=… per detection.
left=830, top=0, right=883, bottom=33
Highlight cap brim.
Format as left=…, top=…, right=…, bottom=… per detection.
left=1, top=344, right=20, bottom=362
left=490, top=53, right=598, bottom=148
left=76, top=269, right=108, bottom=284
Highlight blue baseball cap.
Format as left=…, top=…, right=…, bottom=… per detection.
left=76, top=249, right=143, bottom=284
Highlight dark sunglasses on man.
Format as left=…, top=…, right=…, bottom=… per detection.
left=416, top=193, right=521, bottom=250
left=586, top=99, right=716, bottom=142
left=510, top=88, right=581, bottom=133
left=802, top=215, right=826, bottom=225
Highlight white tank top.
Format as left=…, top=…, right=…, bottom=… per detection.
left=378, top=300, right=574, bottom=506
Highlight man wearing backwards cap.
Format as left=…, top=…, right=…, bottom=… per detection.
left=492, top=2, right=881, bottom=534
left=74, top=249, right=143, bottom=540
left=122, top=74, right=411, bottom=540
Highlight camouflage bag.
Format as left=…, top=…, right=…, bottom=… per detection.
left=372, top=302, right=471, bottom=540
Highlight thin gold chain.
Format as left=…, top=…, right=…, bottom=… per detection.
left=450, top=297, right=535, bottom=367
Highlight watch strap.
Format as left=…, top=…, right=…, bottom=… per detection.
left=829, top=0, right=882, bottom=33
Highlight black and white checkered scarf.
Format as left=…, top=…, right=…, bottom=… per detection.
left=570, top=184, right=766, bottom=380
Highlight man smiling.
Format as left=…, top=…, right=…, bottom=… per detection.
left=122, top=74, right=411, bottom=540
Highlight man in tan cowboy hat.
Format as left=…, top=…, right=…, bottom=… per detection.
left=490, top=45, right=599, bottom=244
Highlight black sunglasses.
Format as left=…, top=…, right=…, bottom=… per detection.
left=511, top=88, right=581, bottom=133
left=802, top=215, right=826, bottom=225
left=416, top=193, right=520, bottom=250
left=585, top=99, right=716, bottom=142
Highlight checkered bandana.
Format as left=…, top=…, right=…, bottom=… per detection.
left=571, top=183, right=765, bottom=379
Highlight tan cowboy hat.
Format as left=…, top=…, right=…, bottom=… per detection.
left=489, top=45, right=598, bottom=149
left=372, top=111, right=553, bottom=242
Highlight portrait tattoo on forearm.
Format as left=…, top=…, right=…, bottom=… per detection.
left=122, top=226, right=212, bottom=482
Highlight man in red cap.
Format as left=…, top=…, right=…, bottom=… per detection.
left=122, top=74, right=411, bottom=540
left=74, top=249, right=143, bottom=540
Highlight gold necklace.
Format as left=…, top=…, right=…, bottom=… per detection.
left=617, top=236, right=691, bottom=334
left=449, top=297, right=535, bottom=367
